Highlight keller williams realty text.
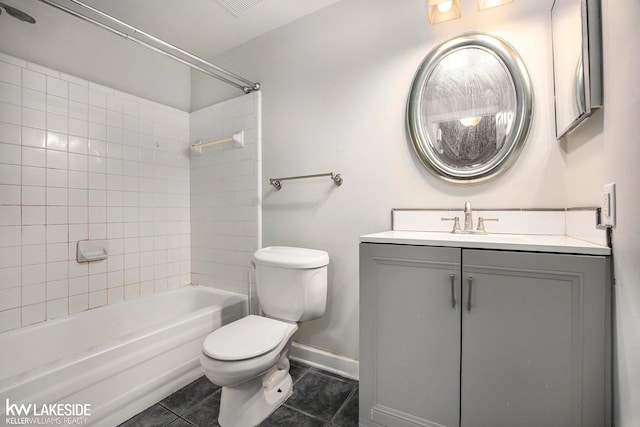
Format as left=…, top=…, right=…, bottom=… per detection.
left=5, top=399, right=91, bottom=425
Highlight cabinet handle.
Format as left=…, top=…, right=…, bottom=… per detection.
left=450, top=274, right=456, bottom=309
left=467, top=276, right=473, bottom=312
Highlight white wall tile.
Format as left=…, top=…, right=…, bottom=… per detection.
left=0, top=287, right=21, bottom=310
left=47, top=76, right=68, bottom=98
left=21, top=147, right=45, bottom=168
left=22, top=127, right=46, bottom=148
left=22, top=69, right=45, bottom=92
left=46, top=149, right=68, bottom=169
left=0, top=206, right=20, bottom=227
left=21, top=303, right=45, bottom=326
left=22, top=186, right=45, bottom=206
left=47, top=187, right=68, bottom=206
left=0, top=225, right=20, bottom=246
left=69, top=294, right=88, bottom=314
left=69, top=100, right=88, bottom=120
left=47, top=224, right=68, bottom=243
left=69, top=136, right=88, bottom=154
left=23, top=88, right=45, bottom=111
left=0, top=102, right=21, bottom=125
left=68, top=118, right=88, bottom=138
left=107, top=287, right=123, bottom=304
left=0, top=61, right=21, bottom=85
left=0, top=308, right=20, bottom=333
left=46, top=131, right=68, bottom=151
left=22, top=107, right=46, bottom=129
left=47, top=94, right=68, bottom=116
left=46, top=298, right=68, bottom=320
left=22, top=206, right=45, bottom=225
left=22, top=263, right=45, bottom=286
left=22, top=225, right=45, bottom=245
left=69, top=84, right=89, bottom=104
left=22, top=283, right=46, bottom=305
left=47, top=113, right=68, bottom=134
left=0, top=53, right=191, bottom=333
left=189, top=92, right=259, bottom=294
left=47, top=243, right=68, bottom=263
left=46, top=206, right=67, bottom=225
left=0, top=83, right=20, bottom=109
left=22, top=244, right=45, bottom=266
left=22, top=166, right=45, bottom=187
left=69, top=276, right=88, bottom=295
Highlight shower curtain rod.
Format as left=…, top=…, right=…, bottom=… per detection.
left=35, top=0, right=260, bottom=93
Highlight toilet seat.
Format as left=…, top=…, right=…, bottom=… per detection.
left=203, top=315, right=290, bottom=361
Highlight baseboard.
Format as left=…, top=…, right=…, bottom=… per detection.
left=290, top=341, right=359, bottom=380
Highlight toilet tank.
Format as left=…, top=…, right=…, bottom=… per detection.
left=253, top=246, right=329, bottom=322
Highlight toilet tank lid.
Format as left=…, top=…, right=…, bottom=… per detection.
left=254, top=246, right=329, bottom=269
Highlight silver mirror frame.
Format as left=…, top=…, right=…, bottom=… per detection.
left=551, top=0, right=602, bottom=139
left=407, top=33, right=534, bottom=184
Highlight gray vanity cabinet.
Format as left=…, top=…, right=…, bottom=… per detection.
left=360, top=244, right=462, bottom=427
left=360, top=243, right=610, bottom=427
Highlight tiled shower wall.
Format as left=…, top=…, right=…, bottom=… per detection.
left=190, top=92, right=261, bottom=295
left=0, top=52, right=191, bottom=332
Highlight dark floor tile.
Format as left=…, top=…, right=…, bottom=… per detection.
left=167, top=419, right=196, bottom=427
left=260, top=405, right=329, bottom=427
left=331, top=387, right=359, bottom=427
left=182, top=390, right=222, bottom=427
left=310, top=367, right=358, bottom=385
left=290, top=359, right=312, bottom=384
left=160, top=376, right=219, bottom=415
left=118, top=404, right=178, bottom=427
left=286, top=370, right=357, bottom=422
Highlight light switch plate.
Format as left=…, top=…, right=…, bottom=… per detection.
left=602, top=183, right=616, bottom=227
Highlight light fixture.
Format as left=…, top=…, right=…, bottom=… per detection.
left=428, top=0, right=461, bottom=24
left=478, top=0, right=513, bottom=11
left=460, top=116, right=482, bottom=127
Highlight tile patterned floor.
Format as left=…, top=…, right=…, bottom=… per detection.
left=119, top=360, right=359, bottom=427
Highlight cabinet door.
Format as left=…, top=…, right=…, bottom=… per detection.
left=360, top=243, right=462, bottom=427
left=460, top=250, right=608, bottom=427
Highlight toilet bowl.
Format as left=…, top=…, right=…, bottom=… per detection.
left=200, top=246, right=329, bottom=427
left=200, top=315, right=298, bottom=427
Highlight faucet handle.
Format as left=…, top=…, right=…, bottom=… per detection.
left=476, top=217, right=499, bottom=233
left=441, top=216, right=461, bottom=233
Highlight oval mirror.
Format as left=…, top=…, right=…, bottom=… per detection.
left=407, top=33, right=533, bottom=183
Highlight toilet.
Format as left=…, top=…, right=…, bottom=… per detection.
left=200, top=246, right=329, bottom=427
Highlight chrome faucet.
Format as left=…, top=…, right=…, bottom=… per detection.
left=463, top=201, right=473, bottom=232
left=442, top=201, right=499, bottom=234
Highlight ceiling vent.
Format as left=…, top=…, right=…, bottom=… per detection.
left=216, top=0, right=264, bottom=16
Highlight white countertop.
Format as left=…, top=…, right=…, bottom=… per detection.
left=360, top=231, right=611, bottom=256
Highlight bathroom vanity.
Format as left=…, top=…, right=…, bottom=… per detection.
left=359, top=231, right=611, bottom=427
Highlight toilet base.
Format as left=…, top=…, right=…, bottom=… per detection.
left=218, top=367, right=293, bottom=427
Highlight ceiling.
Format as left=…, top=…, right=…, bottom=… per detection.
left=0, top=0, right=343, bottom=109
left=44, top=0, right=344, bottom=59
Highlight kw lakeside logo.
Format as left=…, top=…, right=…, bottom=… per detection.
left=5, top=399, right=91, bottom=425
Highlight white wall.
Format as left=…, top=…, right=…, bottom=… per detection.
left=190, top=92, right=261, bottom=295
left=199, top=0, right=561, bottom=363
left=564, top=1, right=640, bottom=425
left=0, top=52, right=191, bottom=333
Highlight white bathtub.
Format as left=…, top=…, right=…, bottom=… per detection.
left=0, top=286, right=246, bottom=426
